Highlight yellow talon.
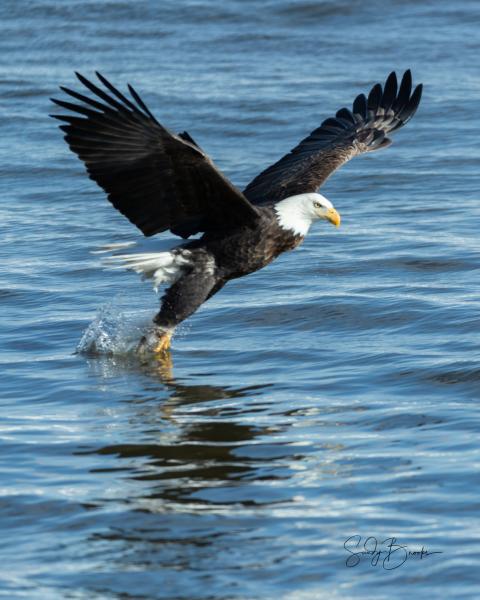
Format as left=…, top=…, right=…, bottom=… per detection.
left=153, top=331, right=172, bottom=354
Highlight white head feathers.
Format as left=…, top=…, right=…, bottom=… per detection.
left=274, top=193, right=335, bottom=236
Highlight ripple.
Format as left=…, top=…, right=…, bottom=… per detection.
left=275, top=0, right=354, bottom=22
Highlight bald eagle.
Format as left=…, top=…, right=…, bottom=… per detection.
left=52, top=70, right=422, bottom=354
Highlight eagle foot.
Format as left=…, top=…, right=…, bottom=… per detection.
left=137, top=328, right=173, bottom=356
left=153, top=331, right=172, bottom=354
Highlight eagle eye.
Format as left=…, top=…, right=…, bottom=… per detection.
left=313, top=201, right=322, bottom=208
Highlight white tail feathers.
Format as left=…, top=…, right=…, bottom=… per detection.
left=104, top=250, right=192, bottom=291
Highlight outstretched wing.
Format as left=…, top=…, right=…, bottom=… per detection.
left=243, top=70, right=422, bottom=205
left=51, top=73, right=260, bottom=238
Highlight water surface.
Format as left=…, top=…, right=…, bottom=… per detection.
left=1, top=1, right=480, bottom=598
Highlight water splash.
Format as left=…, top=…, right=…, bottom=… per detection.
left=77, top=301, right=153, bottom=356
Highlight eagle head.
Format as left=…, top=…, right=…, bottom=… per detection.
left=275, top=192, right=341, bottom=236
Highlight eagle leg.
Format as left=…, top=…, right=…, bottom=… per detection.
left=149, top=261, right=224, bottom=352
left=136, top=254, right=224, bottom=356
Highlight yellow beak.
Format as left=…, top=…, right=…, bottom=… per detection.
left=325, top=207, right=341, bottom=228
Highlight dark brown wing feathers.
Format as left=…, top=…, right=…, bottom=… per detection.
left=51, top=73, right=259, bottom=238
left=243, top=70, right=422, bottom=205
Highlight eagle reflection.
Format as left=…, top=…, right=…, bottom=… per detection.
left=83, top=354, right=286, bottom=509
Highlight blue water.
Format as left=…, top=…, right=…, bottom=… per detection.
left=1, top=1, right=480, bottom=598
